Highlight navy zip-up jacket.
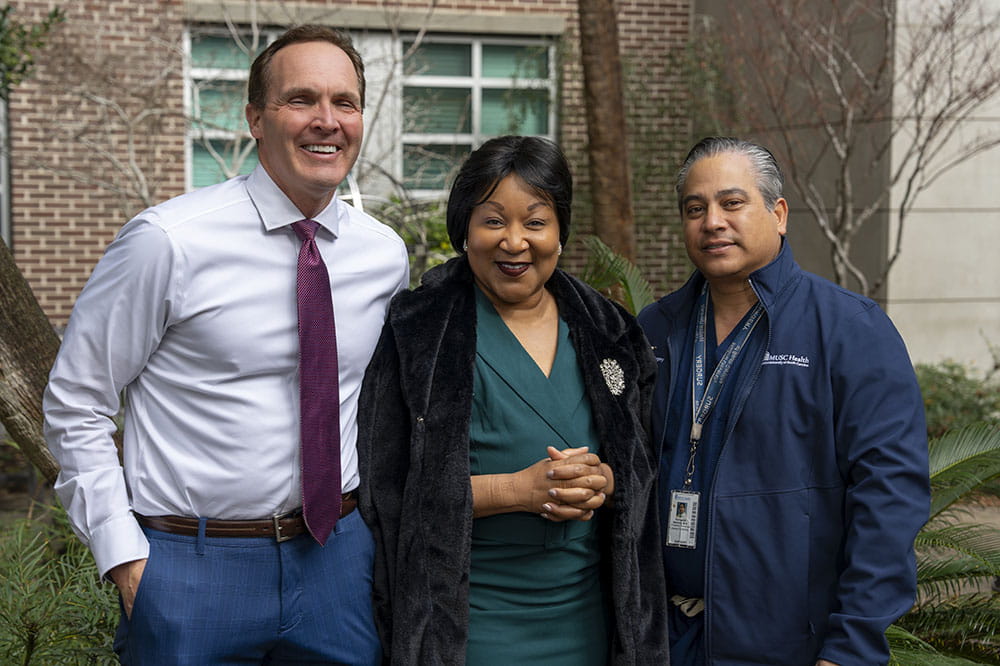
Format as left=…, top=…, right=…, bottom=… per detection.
left=638, top=241, right=930, bottom=665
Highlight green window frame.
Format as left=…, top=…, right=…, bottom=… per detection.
left=186, top=30, right=272, bottom=189
left=401, top=36, right=556, bottom=192
left=0, top=100, right=9, bottom=245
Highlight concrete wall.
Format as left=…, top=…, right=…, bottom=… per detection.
left=888, top=0, right=1000, bottom=372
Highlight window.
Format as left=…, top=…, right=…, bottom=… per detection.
left=401, top=37, right=556, bottom=192
left=186, top=30, right=272, bottom=189
left=184, top=29, right=557, bottom=199
left=0, top=99, right=9, bottom=245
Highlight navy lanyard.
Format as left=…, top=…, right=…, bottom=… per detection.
left=682, top=283, right=764, bottom=488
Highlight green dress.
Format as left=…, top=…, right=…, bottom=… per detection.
left=466, top=287, right=609, bottom=665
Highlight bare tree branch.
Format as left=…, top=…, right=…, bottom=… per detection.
left=703, top=0, right=1000, bottom=298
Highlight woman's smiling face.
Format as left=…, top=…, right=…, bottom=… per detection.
left=466, top=173, right=561, bottom=312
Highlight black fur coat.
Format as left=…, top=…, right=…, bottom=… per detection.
left=358, top=256, right=669, bottom=665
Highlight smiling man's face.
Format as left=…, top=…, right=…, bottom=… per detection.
left=246, top=40, right=363, bottom=218
left=680, top=152, right=787, bottom=287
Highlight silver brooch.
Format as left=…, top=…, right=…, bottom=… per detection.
left=600, top=358, right=625, bottom=396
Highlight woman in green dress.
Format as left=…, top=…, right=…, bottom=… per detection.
left=358, top=136, right=668, bottom=665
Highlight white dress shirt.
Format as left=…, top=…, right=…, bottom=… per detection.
left=43, top=165, right=409, bottom=577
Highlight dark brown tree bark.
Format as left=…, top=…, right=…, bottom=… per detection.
left=0, top=238, right=60, bottom=484
left=578, top=0, right=636, bottom=262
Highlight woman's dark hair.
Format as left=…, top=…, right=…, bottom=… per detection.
left=446, top=135, right=573, bottom=252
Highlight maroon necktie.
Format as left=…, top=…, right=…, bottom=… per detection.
left=292, top=219, right=341, bottom=545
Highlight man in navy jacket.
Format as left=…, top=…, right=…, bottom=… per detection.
left=638, top=137, right=930, bottom=665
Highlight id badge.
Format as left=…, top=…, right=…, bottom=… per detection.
left=666, top=489, right=700, bottom=549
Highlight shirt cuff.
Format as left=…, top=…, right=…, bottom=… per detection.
left=90, top=513, right=150, bottom=579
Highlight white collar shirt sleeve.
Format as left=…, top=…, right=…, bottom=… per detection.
left=43, top=166, right=409, bottom=577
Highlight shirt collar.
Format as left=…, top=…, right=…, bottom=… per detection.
left=245, top=164, right=343, bottom=237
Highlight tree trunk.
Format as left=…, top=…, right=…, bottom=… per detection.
left=0, top=237, right=60, bottom=484
left=578, top=0, right=636, bottom=262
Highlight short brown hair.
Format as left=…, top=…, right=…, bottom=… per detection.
left=247, top=25, right=365, bottom=109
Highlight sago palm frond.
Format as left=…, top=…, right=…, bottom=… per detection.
left=899, top=597, right=1000, bottom=650
left=579, top=235, right=655, bottom=315
left=888, top=623, right=991, bottom=665
left=889, top=646, right=991, bottom=666
left=916, top=567, right=1000, bottom=605
left=915, top=522, right=1000, bottom=601
left=890, top=423, right=1000, bottom=662
left=928, top=423, right=1000, bottom=519
left=889, top=648, right=986, bottom=666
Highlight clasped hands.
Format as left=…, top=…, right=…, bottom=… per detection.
left=519, top=445, right=614, bottom=522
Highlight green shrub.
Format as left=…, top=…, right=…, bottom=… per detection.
left=892, top=423, right=1000, bottom=664
left=0, top=505, right=117, bottom=664
left=916, top=362, right=1000, bottom=440
left=370, top=197, right=454, bottom=286
left=579, top=235, right=654, bottom=315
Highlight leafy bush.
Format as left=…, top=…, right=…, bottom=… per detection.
left=0, top=505, right=117, bottom=664
left=579, top=235, right=654, bottom=315
left=370, top=197, right=454, bottom=286
left=891, top=423, right=1000, bottom=665
left=916, top=362, right=1000, bottom=440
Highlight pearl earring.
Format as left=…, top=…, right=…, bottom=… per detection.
left=462, top=239, right=468, bottom=252
left=557, top=243, right=563, bottom=256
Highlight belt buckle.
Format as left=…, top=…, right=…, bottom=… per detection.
left=273, top=512, right=296, bottom=543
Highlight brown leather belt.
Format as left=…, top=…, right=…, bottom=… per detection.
left=135, top=491, right=357, bottom=542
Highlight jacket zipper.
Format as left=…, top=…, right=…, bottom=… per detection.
left=702, top=277, right=772, bottom=663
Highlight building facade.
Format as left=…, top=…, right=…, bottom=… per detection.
left=886, top=0, right=1000, bottom=371
left=692, top=0, right=1000, bottom=373
left=6, top=0, right=692, bottom=328
left=9, top=0, right=994, bottom=370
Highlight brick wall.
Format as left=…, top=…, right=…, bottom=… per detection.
left=8, top=0, right=188, bottom=327
left=620, top=0, right=694, bottom=292
left=8, top=0, right=691, bottom=326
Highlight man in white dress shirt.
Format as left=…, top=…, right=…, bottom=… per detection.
left=43, top=25, right=408, bottom=664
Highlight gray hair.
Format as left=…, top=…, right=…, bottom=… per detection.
left=675, top=137, right=784, bottom=212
